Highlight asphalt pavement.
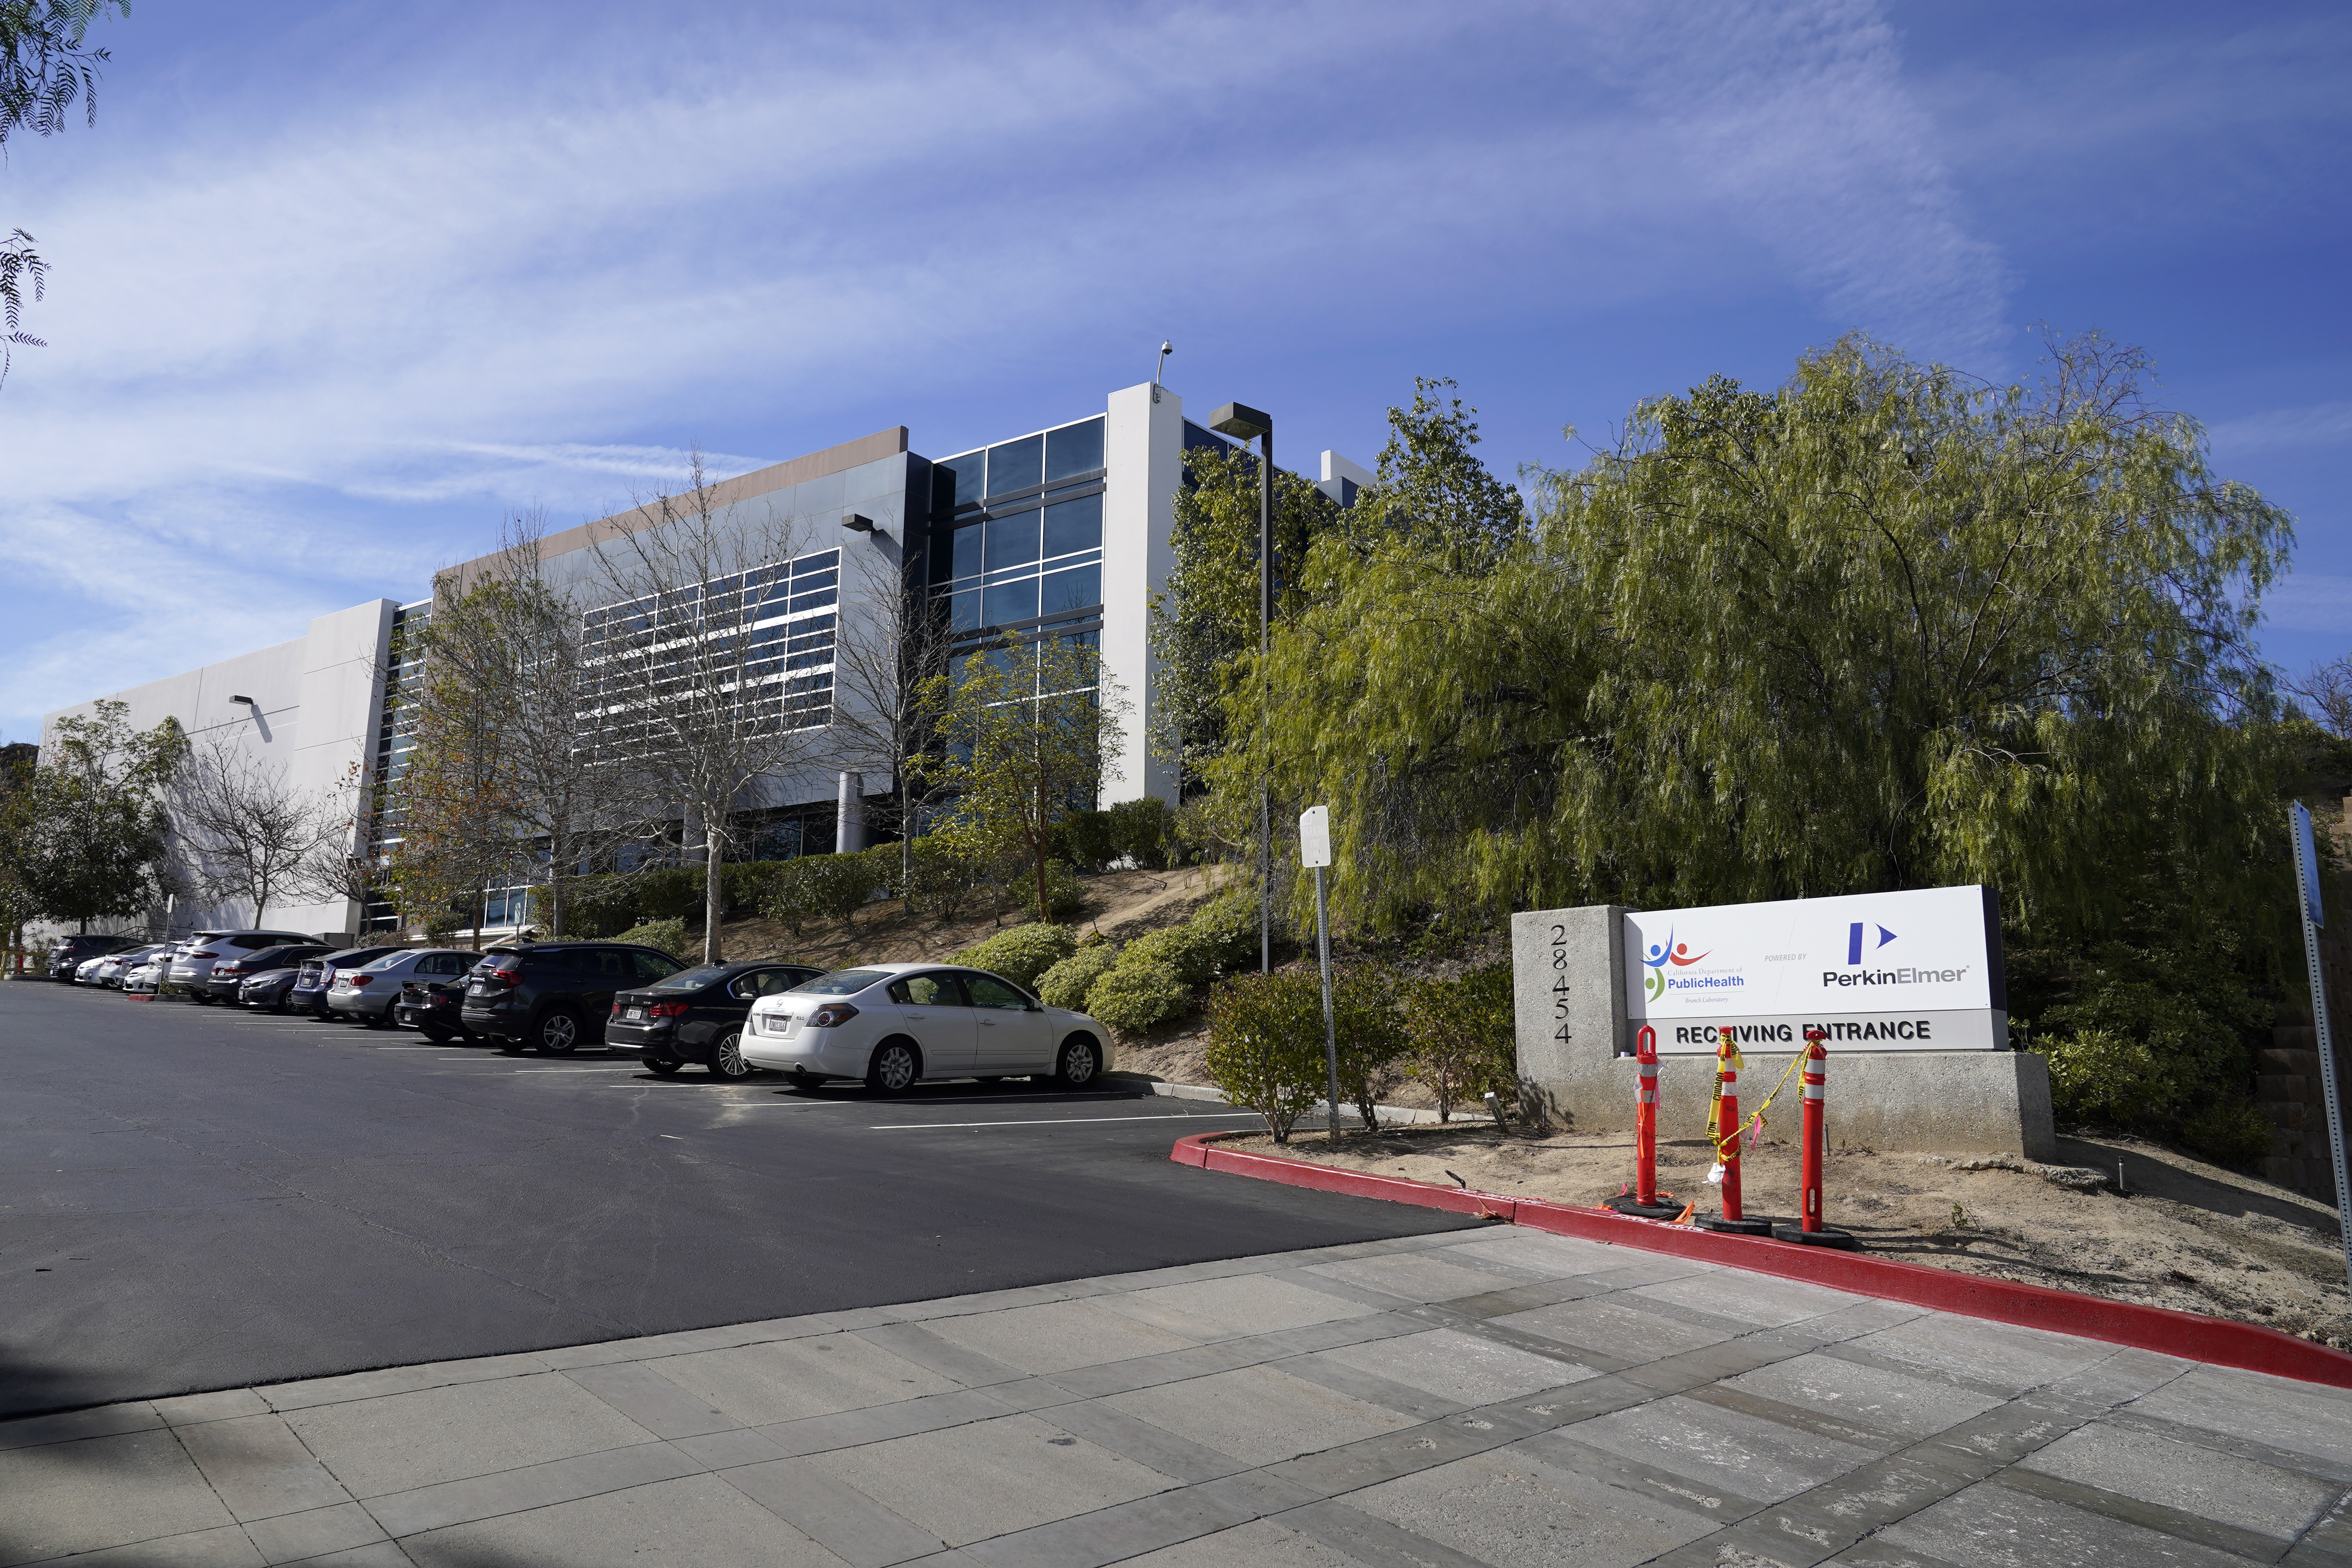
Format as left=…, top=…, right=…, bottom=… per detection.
left=0, top=979, right=1471, bottom=1421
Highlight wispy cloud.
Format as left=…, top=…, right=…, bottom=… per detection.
left=2209, top=402, right=2352, bottom=458
left=0, top=0, right=2009, bottom=732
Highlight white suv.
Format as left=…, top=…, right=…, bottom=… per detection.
left=741, top=962, right=1114, bottom=1091
left=170, top=929, right=316, bottom=1001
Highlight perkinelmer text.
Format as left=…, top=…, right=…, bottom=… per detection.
left=1822, top=966, right=1969, bottom=988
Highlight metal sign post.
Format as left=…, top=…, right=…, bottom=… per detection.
left=2289, top=802, right=2352, bottom=1293
left=1300, top=806, right=1342, bottom=1139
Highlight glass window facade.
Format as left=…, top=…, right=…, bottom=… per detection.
left=931, top=415, right=1105, bottom=648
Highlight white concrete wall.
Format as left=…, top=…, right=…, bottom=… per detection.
left=36, top=600, right=398, bottom=941
left=1101, top=380, right=1183, bottom=808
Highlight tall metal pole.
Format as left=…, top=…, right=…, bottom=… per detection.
left=2290, top=803, right=2352, bottom=1293
left=1259, top=426, right=1272, bottom=975
left=1317, top=863, right=1340, bottom=1139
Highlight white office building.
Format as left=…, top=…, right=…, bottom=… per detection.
left=36, top=381, right=1371, bottom=942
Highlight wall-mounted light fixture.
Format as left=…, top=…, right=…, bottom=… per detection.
left=230, top=694, right=257, bottom=706
left=842, top=514, right=876, bottom=534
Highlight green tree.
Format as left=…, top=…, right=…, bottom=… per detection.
left=1149, top=443, right=1336, bottom=800
left=28, top=698, right=182, bottom=931
left=384, top=610, right=519, bottom=946
left=1228, top=334, right=2294, bottom=948
left=1340, top=376, right=1528, bottom=566
left=929, top=633, right=1128, bottom=925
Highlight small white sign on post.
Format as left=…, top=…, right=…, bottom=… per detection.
left=1299, top=805, right=1341, bottom=1132
left=1299, top=805, right=1331, bottom=869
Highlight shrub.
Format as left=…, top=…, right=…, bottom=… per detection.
left=1186, top=888, right=1263, bottom=973
left=797, top=848, right=889, bottom=928
left=1107, top=796, right=1176, bottom=869
left=1332, top=963, right=1407, bottom=1131
left=1039, top=859, right=1086, bottom=922
left=905, top=835, right=990, bottom=920
left=613, top=917, right=689, bottom=960
left=1401, top=962, right=1518, bottom=1122
left=2037, top=1026, right=2244, bottom=1129
left=953, top=923, right=1078, bottom=991
left=558, top=875, right=636, bottom=939
left=1086, top=959, right=1190, bottom=1039
left=1059, top=809, right=1119, bottom=873
left=2181, top=1098, right=2275, bottom=1164
left=1038, top=944, right=1116, bottom=1010
left=633, top=867, right=706, bottom=924
left=1203, top=967, right=1330, bottom=1143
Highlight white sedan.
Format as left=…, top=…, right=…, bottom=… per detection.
left=742, top=962, right=1114, bottom=1092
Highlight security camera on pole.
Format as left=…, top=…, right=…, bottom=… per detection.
left=1300, top=805, right=1343, bottom=1139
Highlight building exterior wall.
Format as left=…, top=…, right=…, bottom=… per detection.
left=36, top=601, right=398, bottom=943
left=1101, top=381, right=1184, bottom=807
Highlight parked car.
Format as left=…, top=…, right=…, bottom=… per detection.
left=236, top=946, right=339, bottom=1012
left=460, top=942, right=688, bottom=1054
left=392, top=976, right=476, bottom=1042
left=203, top=943, right=335, bottom=1004
left=292, top=947, right=403, bottom=1017
left=88, top=944, right=171, bottom=988
left=170, top=930, right=315, bottom=1001
left=122, top=953, right=168, bottom=993
left=739, top=963, right=1113, bottom=1091
left=73, top=953, right=114, bottom=984
left=327, top=949, right=481, bottom=1026
left=605, top=961, right=824, bottom=1078
left=45, top=933, right=135, bottom=980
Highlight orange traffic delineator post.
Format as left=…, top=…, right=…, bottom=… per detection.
left=1773, top=1027, right=1857, bottom=1249
left=1696, top=1025, right=1773, bottom=1236
left=1605, top=1025, right=1683, bottom=1220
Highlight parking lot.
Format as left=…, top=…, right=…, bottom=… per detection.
left=0, top=980, right=1472, bottom=1422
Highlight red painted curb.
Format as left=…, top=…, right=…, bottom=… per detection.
left=1171, top=1132, right=2352, bottom=1390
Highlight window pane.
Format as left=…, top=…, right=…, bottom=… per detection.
left=951, top=523, right=983, bottom=580
left=986, top=435, right=1042, bottom=496
left=964, top=973, right=1029, bottom=1009
left=938, top=452, right=985, bottom=509
left=1041, top=564, right=1101, bottom=617
left=1045, top=417, right=1104, bottom=481
left=1043, top=493, right=1102, bottom=558
left=985, top=508, right=1040, bottom=571
left=949, top=590, right=979, bottom=632
left=983, top=576, right=1039, bottom=628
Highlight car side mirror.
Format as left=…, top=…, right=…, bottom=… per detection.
left=1027, top=1001, right=1043, bottom=1012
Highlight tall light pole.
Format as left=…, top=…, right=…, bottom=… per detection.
left=1209, top=401, right=1273, bottom=973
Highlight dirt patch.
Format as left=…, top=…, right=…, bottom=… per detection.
left=1221, top=1122, right=2352, bottom=1348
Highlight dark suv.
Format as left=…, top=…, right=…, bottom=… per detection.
left=46, top=933, right=135, bottom=980
left=460, top=942, right=686, bottom=1054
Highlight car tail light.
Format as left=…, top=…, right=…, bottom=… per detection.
left=807, top=1003, right=859, bottom=1028
left=648, top=1001, right=689, bottom=1018
left=348, top=974, right=373, bottom=987
left=191, top=950, right=219, bottom=960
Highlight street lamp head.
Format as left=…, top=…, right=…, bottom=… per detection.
left=231, top=694, right=257, bottom=707
left=1208, top=402, right=1271, bottom=441
left=841, top=513, right=877, bottom=534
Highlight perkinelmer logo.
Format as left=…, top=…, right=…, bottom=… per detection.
left=1847, top=921, right=1895, bottom=964
left=1827, top=921, right=1969, bottom=988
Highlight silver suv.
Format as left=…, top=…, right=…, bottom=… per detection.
left=169, top=929, right=316, bottom=1001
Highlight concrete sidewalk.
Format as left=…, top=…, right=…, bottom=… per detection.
left=3, top=1227, right=2349, bottom=1568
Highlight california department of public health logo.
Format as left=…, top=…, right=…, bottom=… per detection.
left=1639, top=929, right=1708, bottom=1002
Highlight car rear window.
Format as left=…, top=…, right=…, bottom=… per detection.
left=799, top=968, right=890, bottom=996
left=357, top=952, right=412, bottom=972
left=654, top=965, right=730, bottom=992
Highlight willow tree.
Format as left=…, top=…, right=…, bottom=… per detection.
left=1226, top=334, right=2296, bottom=947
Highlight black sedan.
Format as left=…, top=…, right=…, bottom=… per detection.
left=608, top=961, right=822, bottom=1079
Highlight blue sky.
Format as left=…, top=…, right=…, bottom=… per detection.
left=3, top=0, right=2348, bottom=739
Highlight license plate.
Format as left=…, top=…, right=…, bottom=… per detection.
left=625, top=1007, right=644, bottom=1020
left=468, top=982, right=486, bottom=995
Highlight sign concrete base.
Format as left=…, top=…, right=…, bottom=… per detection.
left=1513, top=906, right=2055, bottom=1160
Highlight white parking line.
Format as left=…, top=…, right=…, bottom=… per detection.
left=869, top=1113, right=1266, bottom=1129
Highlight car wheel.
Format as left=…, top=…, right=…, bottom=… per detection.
left=534, top=1009, right=582, bottom=1055
left=709, top=1028, right=755, bottom=1080
left=644, top=1054, right=683, bottom=1076
left=417, top=1023, right=454, bottom=1043
left=865, top=1039, right=920, bottom=1093
left=1054, top=1036, right=1101, bottom=1089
